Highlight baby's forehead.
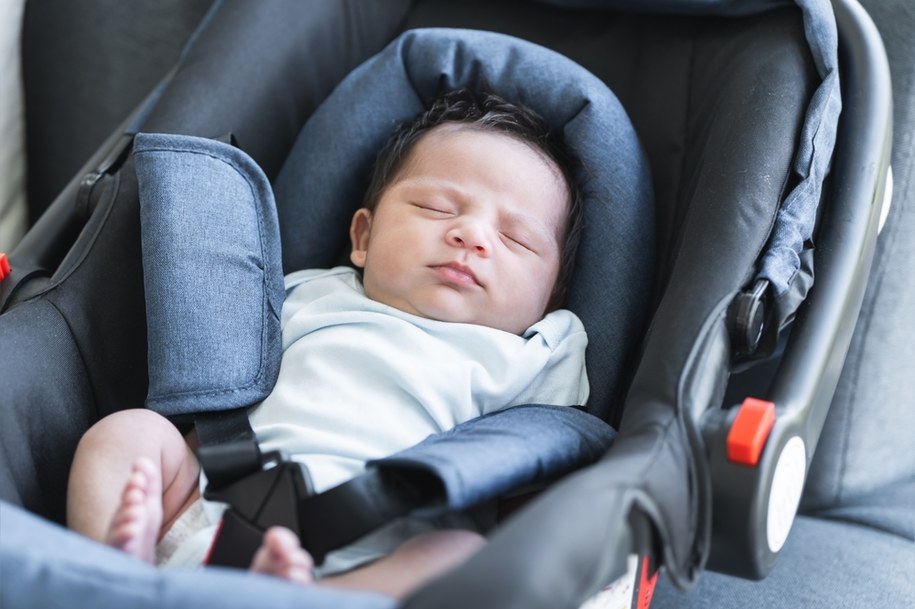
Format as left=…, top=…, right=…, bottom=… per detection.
left=418, top=122, right=551, bottom=163
left=408, top=123, right=571, bottom=200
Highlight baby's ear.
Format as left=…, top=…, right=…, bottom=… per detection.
left=349, top=208, right=373, bottom=268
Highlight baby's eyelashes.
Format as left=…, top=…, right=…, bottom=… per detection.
left=412, top=202, right=455, bottom=216
left=500, top=232, right=536, bottom=254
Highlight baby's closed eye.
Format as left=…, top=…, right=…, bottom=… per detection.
left=412, top=202, right=455, bottom=216
left=500, top=231, right=536, bottom=252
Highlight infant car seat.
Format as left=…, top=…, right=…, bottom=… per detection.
left=0, top=1, right=892, bottom=608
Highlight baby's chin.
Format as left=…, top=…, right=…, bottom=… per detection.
left=367, top=289, right=536, bottom=335
left=419, top=307, right=535, bottom=336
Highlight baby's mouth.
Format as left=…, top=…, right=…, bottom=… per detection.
left=430, top=262, right=481, bottom=288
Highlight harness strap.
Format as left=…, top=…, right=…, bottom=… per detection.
left=195, top=409, right=263, bottom=491
left=297, top=466, right=443, bottom=563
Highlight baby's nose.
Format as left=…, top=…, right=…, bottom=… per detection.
left=446, top=220, right=492, bottom=255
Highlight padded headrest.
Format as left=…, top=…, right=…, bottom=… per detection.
left=273, top=28, right=654, bottom=414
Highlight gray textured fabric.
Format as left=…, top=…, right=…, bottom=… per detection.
left=535, top=0, right=841, bottom=296
left=134, top=133, right=284, bottom=415
left=652, top=511, right=915, bottom=608
left=21, top=0, right=215, bottom=221
left=0, top=501, right=395, bottom=609
left=372, top=405, right=616, bottom=514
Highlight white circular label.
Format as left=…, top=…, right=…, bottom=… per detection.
left=766, top=435, right=806, bottom=553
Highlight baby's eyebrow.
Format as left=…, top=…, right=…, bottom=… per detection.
left=395, top=178, right=464, bottom=202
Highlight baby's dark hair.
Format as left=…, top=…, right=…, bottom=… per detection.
left=363, top=87, right=584, bottom=310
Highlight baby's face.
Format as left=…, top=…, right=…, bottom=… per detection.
left=349, top=124, right=569, bottom=335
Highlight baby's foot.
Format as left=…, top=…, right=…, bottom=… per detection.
left=105, top=457, right=163, bottom=563
left=251, top=526, right=315, bottom=585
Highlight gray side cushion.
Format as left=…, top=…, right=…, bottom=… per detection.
left=371, top=404, right=616, bottom=514
left=133, top=132, right=284, bottom=416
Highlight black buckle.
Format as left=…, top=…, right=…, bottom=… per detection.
left=204, top=452, right=314, bottom=568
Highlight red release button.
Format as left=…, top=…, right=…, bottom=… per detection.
left=727, top=397, right=776, bottom=466
left=0, top=253, right=10, bottom=281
